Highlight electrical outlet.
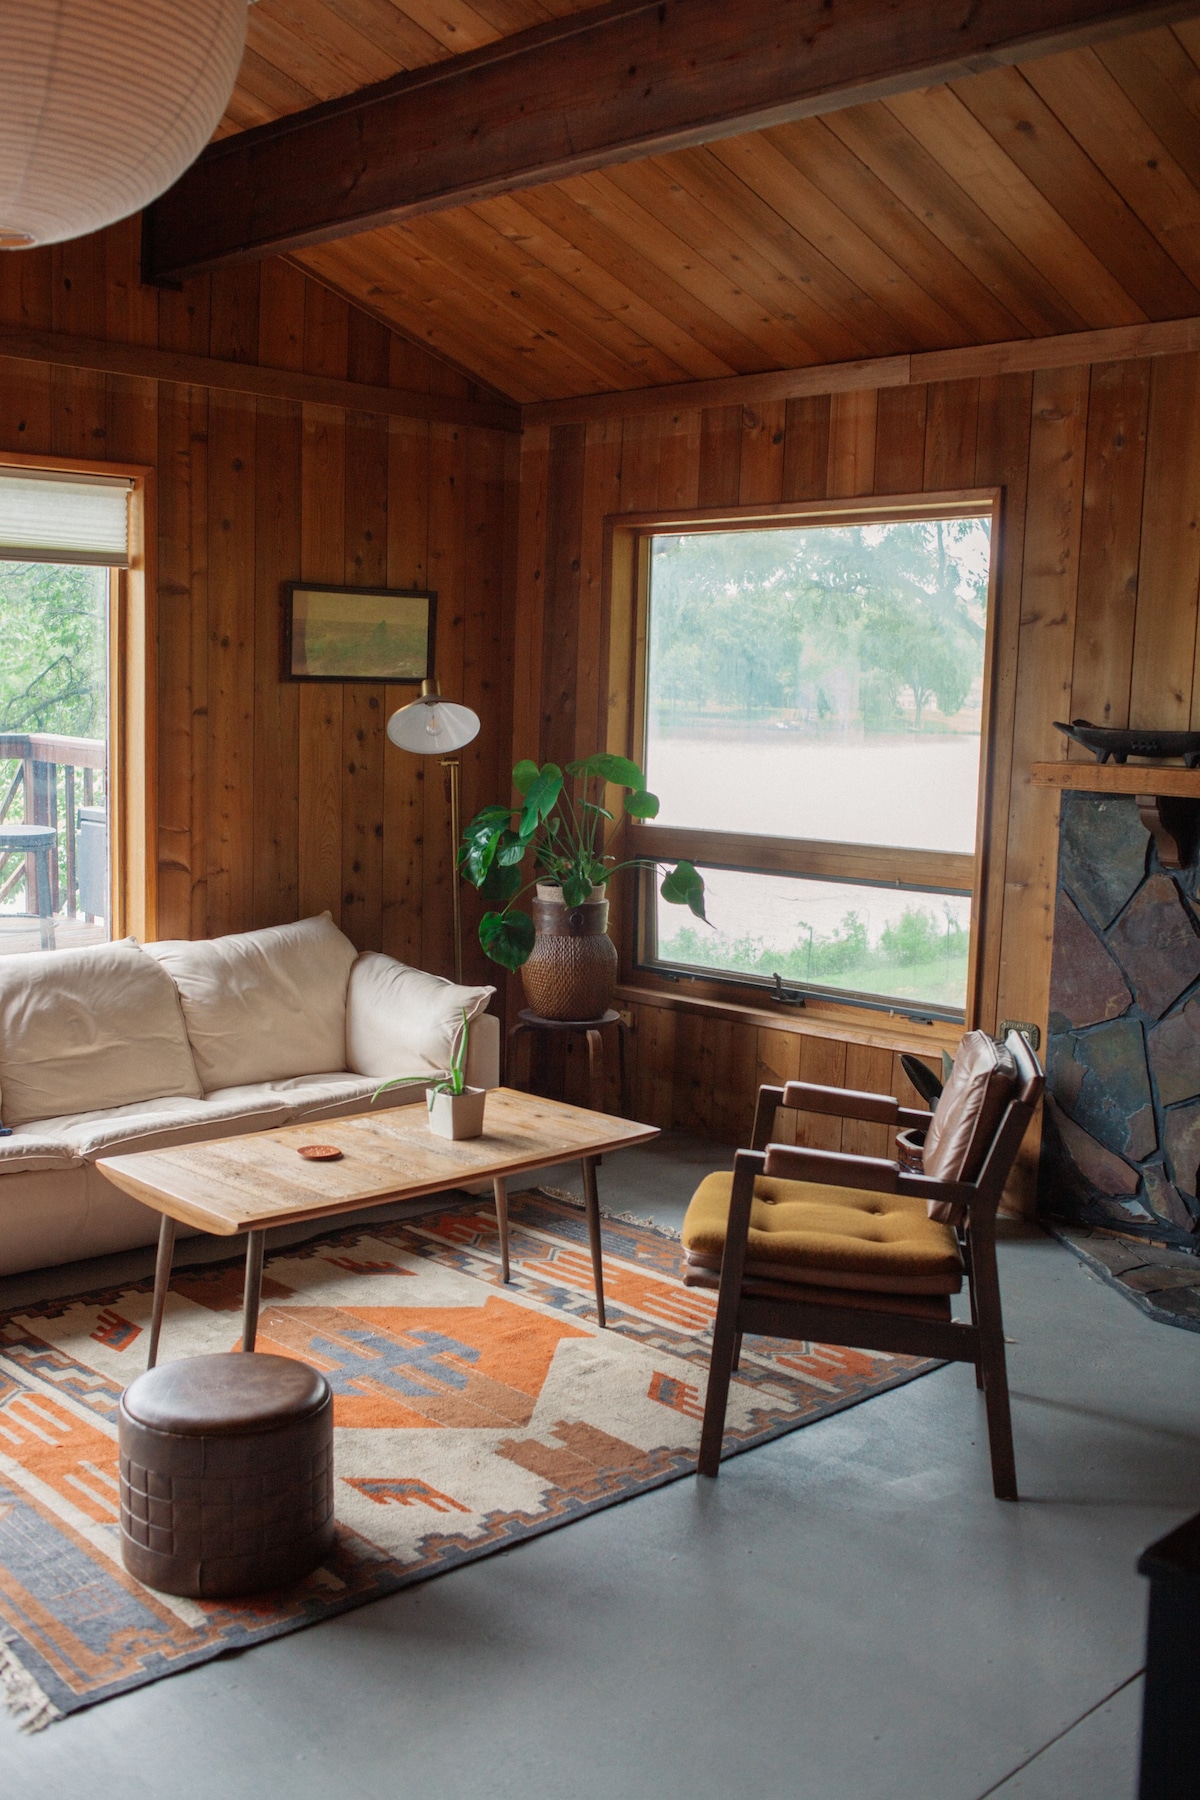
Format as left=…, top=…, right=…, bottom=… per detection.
left=998, top=1019, right=1040, bottom=1051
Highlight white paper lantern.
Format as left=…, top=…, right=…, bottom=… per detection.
left=0, top=0, right=247, bottom=249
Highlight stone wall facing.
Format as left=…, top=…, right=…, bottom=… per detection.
left=1039, top=792, right=1200, bottom=1249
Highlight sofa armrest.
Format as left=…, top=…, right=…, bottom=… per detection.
left=466, top=1012, right=500, bottom=1090
left=344, top=950, right=497, bottom=1082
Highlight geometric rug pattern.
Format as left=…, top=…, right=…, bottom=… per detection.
left=0, top=1192, right=939, bottom=1727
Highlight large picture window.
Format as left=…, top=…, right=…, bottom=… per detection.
left=628, top=496, right=998, bottom=1023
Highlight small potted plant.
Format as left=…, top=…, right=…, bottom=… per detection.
left=373, top=1008, right=486, bottom=1140
left=458, top=752, right=707, bottom=1019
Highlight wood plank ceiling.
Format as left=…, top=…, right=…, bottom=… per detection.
left=215, top=3, right=1200, bottom=403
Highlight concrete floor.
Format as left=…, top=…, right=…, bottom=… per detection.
left=3, top=1131, right=1198, bottom=1800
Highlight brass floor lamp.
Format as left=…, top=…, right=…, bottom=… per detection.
left=386, top=679, right=481, bottom=983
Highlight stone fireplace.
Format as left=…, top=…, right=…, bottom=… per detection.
left=1038, top=789, right=1200, bottom=1249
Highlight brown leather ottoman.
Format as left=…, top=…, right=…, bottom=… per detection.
left=118, top=1352, right=335, bottom=1598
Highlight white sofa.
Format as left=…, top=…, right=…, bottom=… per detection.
left=0, top=913, right=498, bottom=1275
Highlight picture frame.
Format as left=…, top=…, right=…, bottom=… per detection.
left=283, top=582, right=436, bottom=684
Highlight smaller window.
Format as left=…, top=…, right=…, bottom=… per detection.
left=0, top=462, right=144, bottom=958
left=631, top=501, right=996, bottom=1022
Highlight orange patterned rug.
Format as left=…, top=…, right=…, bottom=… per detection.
left=0, top=1192, right=938, bottom=1729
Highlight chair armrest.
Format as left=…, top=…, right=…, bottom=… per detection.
left=764, top=1142, right=975, bottom=1214
left=763, top=1142, right=899, bottom=1192
left=781, top=1081, right=929, bottom=1129
left=896, top=1170, right=975, bottom=1210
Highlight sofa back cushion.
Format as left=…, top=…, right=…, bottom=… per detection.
left=145, top=913, right=358, bottom=1092
left=0, top=939, right=202, bottom=1128
left=345, top=953, right=495, bottom=1080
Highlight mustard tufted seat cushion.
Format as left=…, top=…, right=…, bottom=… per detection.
left=681, top=1172, right=964, bottom=1295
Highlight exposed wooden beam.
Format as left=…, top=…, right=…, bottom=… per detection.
left=143, top=0, right=1197, bottom=282
left=0, top=328, right=520, bottom=433
left=522, top=315, right=1200, bottom=425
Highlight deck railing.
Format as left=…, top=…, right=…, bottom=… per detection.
left=0, top=732, right=107, bottom=921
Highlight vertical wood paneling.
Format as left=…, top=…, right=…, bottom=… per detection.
left=698, top=405, right=743, bottom=507
left=1131, top=355, right=1200, bottom=728
left=0, top=233, right=508, bottom=974
left=994, top=366, right=1089, bottom=1140
left=340, top=409, right=389, bottom=950
left=972, top=372, right=1033, bottom=1033
left=738, top=401, right=787, bottom=503
left=873, top=383, right=928, bottom=494
left=156, top=380, right=200, bottom=939
left=206, top=392, right=257, bottom=936
left=298, top=405, right=346, bottom=923
left=252, top=396, right=302, bottom=929
left=423, top=421, right=469, bottom=978
left=782, top=394, right=831, bottom=501
left=577, top=417, right=624, bottom=760
left=1070, top=360, right=1150, bottom=730
left=827, top=388, right=878, bottom=495
left=922, top=378, right=980, bottom=489
left=383, top=413, right=432, bottom=967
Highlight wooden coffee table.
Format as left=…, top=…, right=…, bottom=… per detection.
left=97, top=1088, right=658, bottom=1370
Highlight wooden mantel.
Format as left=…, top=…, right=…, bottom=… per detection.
left=1031, top=762, right=1200, bottom=797
left=1031, top=761, right=1200, bottom=868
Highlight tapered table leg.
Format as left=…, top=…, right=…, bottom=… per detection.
left=242, top=1229, right=266, bottom=1352
left=493, top=1175, right=510, bottom=1283
left=146, top=1213, right=176, bottom=1370
left=580, top=1155, right=606, bottom=1329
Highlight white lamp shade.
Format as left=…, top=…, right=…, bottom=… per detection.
left=0, top=0, right=247, bottom=248
left=387, top=695, right=481, bottom=755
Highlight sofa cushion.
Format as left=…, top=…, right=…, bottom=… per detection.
left=0, top=1133, right=81, bottom=1174
left=25, top=1093, right=294, bottom=1161
left=205, top=1071, right=421, bottom=1118
left=146, top=914, right=358, bottom=1092
left=0, top=939, right=201, bottom=1129
left=345, top=952, right=495, bottom=1081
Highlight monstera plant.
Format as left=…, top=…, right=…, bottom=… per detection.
left=459, top=752, right=706, bottom=972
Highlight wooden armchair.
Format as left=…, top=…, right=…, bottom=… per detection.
left=683, top=1030, right=1044, bottom=1500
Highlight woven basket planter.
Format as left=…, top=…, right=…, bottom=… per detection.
left=521, top=884, right=618, bottom=1020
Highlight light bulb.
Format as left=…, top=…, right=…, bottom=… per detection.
left=425, top=707, right=444, bottom=740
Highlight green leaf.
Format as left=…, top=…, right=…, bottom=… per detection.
left=479, top=908, right=536, bottom=971
left=512, top=759, right=540, bottom=796
left=518, top=763, right=563, bottom=837
left=580, top=800, right=614, bottom=821
left=479, top=860, right=522, bottom=904
left=449, top=1006, right=469, bottom=1092
left=623, top=789, right=660, bottom=819
left=568, top=752, right=645, bottom=789
left=478, top=914, right=536, bottom=972
left=495, top=828, right=528, bottom=868
left=459, top=804, right=513, bottom=885
left=660, top=859, right=707, bottom=920
left=464, top=803, right=513, bottom=835
left=560, top=871, right=594, bottom=906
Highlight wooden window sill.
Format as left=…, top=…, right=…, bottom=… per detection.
left=615, top=981, right=963, bottom=1056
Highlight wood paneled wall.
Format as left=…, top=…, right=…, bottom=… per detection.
left=0, top=219, right=516, bottom=981
left=514, top=354, right=1200, bottom=1182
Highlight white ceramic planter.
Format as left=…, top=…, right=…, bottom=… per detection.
left=427, top=1086, right=486, bottom=1140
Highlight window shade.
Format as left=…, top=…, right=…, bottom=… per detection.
left=0, top=469, right=131, bottom=567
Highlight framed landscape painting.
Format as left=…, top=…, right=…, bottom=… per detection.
left=284, top=583, right=436, bottom=683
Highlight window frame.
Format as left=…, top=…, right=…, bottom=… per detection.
left=607, top=487, right=1003, bottom=1030
left=0, top=451, right=156, bottom=944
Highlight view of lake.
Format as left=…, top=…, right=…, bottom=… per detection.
left=645, top=729, right=981, bottom=852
